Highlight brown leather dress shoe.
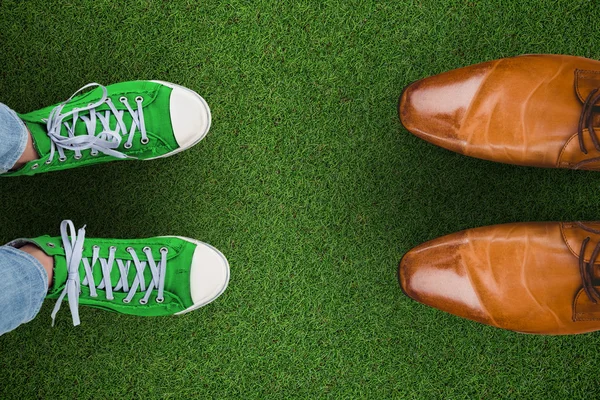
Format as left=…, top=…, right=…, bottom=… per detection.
left=399, top=221, right=600, bottom=334
left=399, top=54, right=600, bottom=170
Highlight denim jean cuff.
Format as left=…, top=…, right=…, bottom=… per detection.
left=1, top=244, right=48, bottom=324
left=0, top=103, right=28, bottom=173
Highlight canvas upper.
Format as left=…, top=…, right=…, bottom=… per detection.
left=10, top=220, right=229, bottom=326
left=4, top=80, right=211, bottom=176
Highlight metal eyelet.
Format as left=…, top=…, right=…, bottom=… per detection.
left=74, top=154, right=82, bottom=160
left=109, top=246, right=117, bottom=251
left=124, top=142, right=132, bottom=149
left=140, top=138, right=149, bottom=145
left=143, top=246, right=151, bottom=252
left=31, top=163, right=39, bottom=170
left=135, top=96, right=143, bottom=102
left=139, top=298, right=148, bottom=305
left=122, top=298, right=131, bottom=304
left=119, top=96, right=127, bottom=103
left=91, top=152, right=98, bottom=157
left=47, top=243, right=55, bottom=248
left=45, top=159, right=52, bottom=164
left=59, top=156, right=67, bottom=162
left=160, top=247, right=168, bottom=253
left=126, top=246, right=134, bottom=252
left=156, top=297, right=164, bottom=303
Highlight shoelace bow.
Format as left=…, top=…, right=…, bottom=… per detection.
left=51, top=220, right=168, bottom=326
left=577, top=88, right=600, bottom=154
left=45, top=83, right=148, bottom=164
left=579, top=237, right=600, bottom=303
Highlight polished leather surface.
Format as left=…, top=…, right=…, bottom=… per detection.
left=399, top=222, right=600, bottom=334
left=399, top=55, right=600, bottom=169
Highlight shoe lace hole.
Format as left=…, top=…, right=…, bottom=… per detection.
left=122, top=298, right=130, bottom=304
left=126, top=246, right=134, bottom=252
left=119, top=96, right=127, bottom=102
left=59, top=156, right=67, bottom=162
left=160, top=247, right=168, bottom=254
left=74, top=154, right=82, bottom=160
left=139, top=299, right=148, bottom=305
left=45, top=159, right=52, bottom=164
left=124, top=143, right=132, bottom=149
left=143, top=246, right=151, bottom=252
left=47, top=243, right=55, bottom=248
left=156, top=297, right=164, bottom=303
left=31, top=163, right=39, bottom=169
left=135, top=96, right=143, bottom=102
left=141, top=138, right=149, bottom=145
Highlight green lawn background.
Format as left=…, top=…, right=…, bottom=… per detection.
left=1, top=0, right=600, bottom=398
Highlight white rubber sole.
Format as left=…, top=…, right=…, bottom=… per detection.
left=161, top=236, right=230, bottom=315
left=146, top=80, right=212, bottom=160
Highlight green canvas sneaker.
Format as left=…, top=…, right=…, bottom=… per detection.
left=10, top=220, right=230, bottom=326
left=4, top=80, right=211, bottom=176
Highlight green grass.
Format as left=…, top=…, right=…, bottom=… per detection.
left=1, top=0, right=600, bottom=398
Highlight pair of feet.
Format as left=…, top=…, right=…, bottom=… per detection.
left=398, top=54, right=600, bottom=335
left=6, top=81, right=230, bottom=326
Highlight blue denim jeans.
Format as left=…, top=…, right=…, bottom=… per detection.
left=0, top=102, right=27, bottom=173
left=0, top=246, right=47, bottom=336
left=0, top=102, right=48, bottom=336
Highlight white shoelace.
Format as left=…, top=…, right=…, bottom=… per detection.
left=45, top=83, right=148, bottom=164
left=51, top=220, right=168, bottom=326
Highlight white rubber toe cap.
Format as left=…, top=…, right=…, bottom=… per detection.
left=151, top=80, right=211, bottom=150
left=173, top=237, right=230, bottom=314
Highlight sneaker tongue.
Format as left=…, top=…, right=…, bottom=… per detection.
left=26, top=107, right=140, bottom=155
left=23, top=120, right=51, bottom=157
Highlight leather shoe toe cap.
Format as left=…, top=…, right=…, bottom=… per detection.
left=399, top=61, right=495, bottom=154
left=399, top=232, right=494, bottom=326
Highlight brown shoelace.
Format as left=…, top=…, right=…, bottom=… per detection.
left=579, top=237, right=600, bottom=303
left=578, top=88, right=600, bottom=154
